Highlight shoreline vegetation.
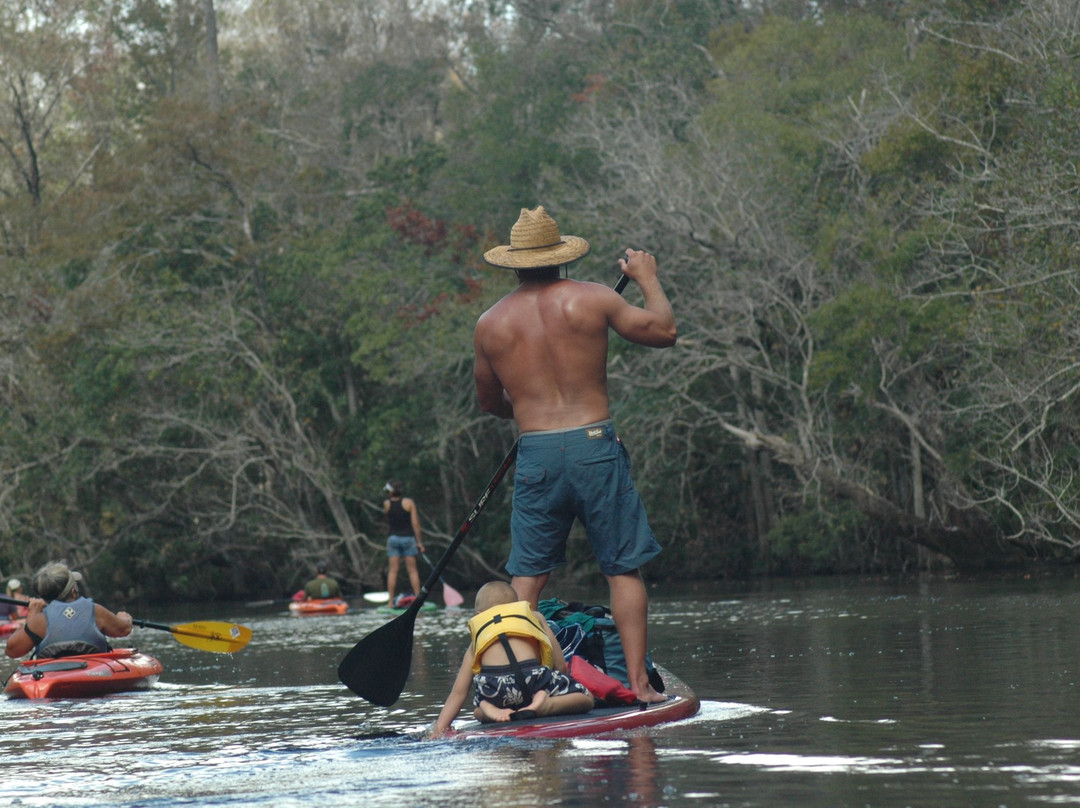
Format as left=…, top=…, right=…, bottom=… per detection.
left=3, top=2, right=1079, bottom=601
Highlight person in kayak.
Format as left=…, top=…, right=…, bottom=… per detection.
left=473, top=206, right=676, bottom=704
left=5, top=578, right=27, bottom=620
left=429, top=581, right=593, bottom=737
left=4, top=562, right=133, bottom=659
left=383, top=479, right=425, bottom=605
left=303, top=562, right=342, bottom=600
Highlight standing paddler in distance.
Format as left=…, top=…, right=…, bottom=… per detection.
left=383, top=479, right=425, bottom=607
left=473, top=206, right=677, bottom=704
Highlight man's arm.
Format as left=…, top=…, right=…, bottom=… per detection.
left=473, top=328, right=514, bottom=419
left=608, top=250, right=677, bottom=348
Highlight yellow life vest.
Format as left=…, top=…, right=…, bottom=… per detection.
left=468, top=600, right=554, bottom=674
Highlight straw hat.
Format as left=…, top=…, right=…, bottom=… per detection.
left=483, top=207, right=590, bottom=269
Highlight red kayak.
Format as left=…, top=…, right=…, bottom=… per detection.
left=289, top=598, right=349, bottom=616
left=448, top=666, right=700, bottom=739
left=3, top=649, right=164, bottom=700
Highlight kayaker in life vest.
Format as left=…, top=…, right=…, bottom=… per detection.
left=4, top=562, right=133, bottom=660
left=303, top=562, right=342, bottom=600
left=428, top=581, right=593, bottom=736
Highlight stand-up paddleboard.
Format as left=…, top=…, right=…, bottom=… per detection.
left=376, top=594, right=437, bottom=616
left=447, top=666, right=700, bottom=740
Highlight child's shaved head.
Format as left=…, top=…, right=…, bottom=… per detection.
left=474, top=580, right=519, bottom=613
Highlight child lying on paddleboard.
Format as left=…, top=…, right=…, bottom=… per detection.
left=428, top=581, right=593, bottom=737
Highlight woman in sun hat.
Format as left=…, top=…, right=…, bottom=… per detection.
left=474, top=205, right=677, bottom=705
left=4, top=561, right=133, bottom=660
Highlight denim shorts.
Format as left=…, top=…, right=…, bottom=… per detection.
left=507, top=420, right=662, bottom=577
left=386, top=534, right=419, bottom=557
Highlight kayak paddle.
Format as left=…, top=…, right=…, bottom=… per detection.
left=420, top=552, right=465, bottom=607
left=0, top=594, right=252, bottom=654
left=131, top=618, right=252, bottom=653
left=337, top=272, right=630, bottom=706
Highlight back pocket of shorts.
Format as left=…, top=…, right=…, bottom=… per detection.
left=517, top=464, right=547, bottom=485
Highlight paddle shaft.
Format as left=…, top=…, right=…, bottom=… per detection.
left=3, top=595, right=184, bottom=635
left=131, top=617, right=211, bottom=640
left=0, top=594, right=250, bottom=651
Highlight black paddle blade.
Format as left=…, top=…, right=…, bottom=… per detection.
left=337, top=611, right=417, bottom=706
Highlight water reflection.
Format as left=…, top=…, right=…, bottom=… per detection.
left=3, top=575, right=1080, bottom=807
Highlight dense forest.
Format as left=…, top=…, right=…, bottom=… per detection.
left=2, top=0, right=1079, bottom=603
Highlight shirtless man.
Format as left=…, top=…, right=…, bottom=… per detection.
left=473, top=206, right=676, bottom=704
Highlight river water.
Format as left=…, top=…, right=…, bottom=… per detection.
left=2, top=572, right=1078, bottom=807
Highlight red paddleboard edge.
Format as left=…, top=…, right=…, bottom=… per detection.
left=447, top=665, right=700, bottom=740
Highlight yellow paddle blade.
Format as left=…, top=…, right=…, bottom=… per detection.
left=167, top=621, right=253, bottom=653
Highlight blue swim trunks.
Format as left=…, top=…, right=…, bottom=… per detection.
left=507, top=420, right=662, bottom=577
left=386, top=534, right=419, bottom=557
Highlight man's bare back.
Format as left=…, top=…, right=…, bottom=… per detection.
left=473, top=251, right=676, bottom=433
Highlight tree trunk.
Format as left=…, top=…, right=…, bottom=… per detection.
left=202, top=0, right=220, bottom=111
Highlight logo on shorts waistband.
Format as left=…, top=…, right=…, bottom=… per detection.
left=586, top=428, right=604, bottom=439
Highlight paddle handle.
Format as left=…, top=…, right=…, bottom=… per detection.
left=407, top=270, right=632, bottom=615
left=0, top=594, right=29, bottom=608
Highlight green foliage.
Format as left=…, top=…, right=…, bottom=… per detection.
left=768, top=501, right=880, bottom=575
left=809, top=285, right=966, bottom=394
left=6, top=0, right=1080, bottom=601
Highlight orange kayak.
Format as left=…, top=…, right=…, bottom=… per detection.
left=3, top=649, right=164, bottom=700
left=289, top=598, right=349, bottom=616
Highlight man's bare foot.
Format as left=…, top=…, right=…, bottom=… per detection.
left=632, top=684, right=668, bottom=704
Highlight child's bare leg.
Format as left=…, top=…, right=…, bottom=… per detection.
left=520, top=689, right=548, bottom=714
left=537, top=691, right=594, bottom=717
left=475, top=700, right=514, bottom=723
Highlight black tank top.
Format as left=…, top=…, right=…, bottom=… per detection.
left=387, top=499, right=412, bottom=535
